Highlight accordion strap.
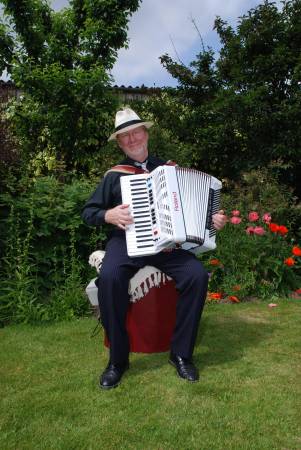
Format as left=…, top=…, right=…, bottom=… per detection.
left=166, top=160, right=177, bottom=166
left=105, top=160, right=177, bottom=177
left=104, top=165, right=144, bottom=176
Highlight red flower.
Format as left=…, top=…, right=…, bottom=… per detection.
left=269, top=223, right=279, bottom=233
left=229, top=295, right=240, bottom=303
left=208, top=292, right=222, bottom=300
left=230, top=216, right=242, bottom=224
left=246, top=226, right=255, bottom=234
left=262, top=213, right=272, bottom=223
left=284, top=257, right=295, bottom=266
left=292, top=246, right=301, bottom=257
left=232, top=210, right=240, bottom=216
left=278, top=225, right=288, bottom=236
left=248, top=211, right=259, bottom=222
left=209, top=258, right=221, bottom=266
left=253, top=226, right=265, bottom=236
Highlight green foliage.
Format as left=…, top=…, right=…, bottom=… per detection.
left=0, top=175, right=104, bottom=324
left=221, top=167, right=301, bottom=230
left=0, top=0, right=141, bottom=173
left=0, top=202, right=40, bottom=324
left=152, top=0, right=301, bottom=196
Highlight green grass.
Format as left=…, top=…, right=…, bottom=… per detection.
left=1, top=301, right=301, bottom=450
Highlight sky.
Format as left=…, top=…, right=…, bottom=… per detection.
left=2, top=0, right=282, bottom=87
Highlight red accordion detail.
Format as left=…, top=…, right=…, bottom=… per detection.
left=105, top=160, right=178, bottom=177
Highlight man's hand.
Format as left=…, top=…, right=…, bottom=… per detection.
left=105, top=204, right=133, bottom=230
left=212, top=210, right=227, bottom=231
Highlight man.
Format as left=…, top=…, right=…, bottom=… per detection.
left=82, top=108, right=227, bottom=389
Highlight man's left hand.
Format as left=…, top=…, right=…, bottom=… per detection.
left=212, top=210, right=227, bottom=231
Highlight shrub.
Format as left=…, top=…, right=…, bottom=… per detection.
left=201, top=209, right=301, bottom=301
left=0, top=175, right=105, bottom=324
left=222, top=167, right=301, bottom=233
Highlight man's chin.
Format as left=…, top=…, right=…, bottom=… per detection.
left=130, top=147, right=144, bottom=152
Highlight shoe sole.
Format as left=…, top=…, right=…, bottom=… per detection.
left=168, top=359, right=199, bottom=383
left=99, top=382, right=120, bottom=390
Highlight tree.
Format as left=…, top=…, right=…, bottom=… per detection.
left=0, top=0, right=140, bottom=173
left=151, top=1, right=301, bottom=196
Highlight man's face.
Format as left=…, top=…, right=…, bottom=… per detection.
left=117, top=126, right=149, bottom=162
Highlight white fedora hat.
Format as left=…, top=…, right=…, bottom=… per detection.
left=108, top=107, right=153, bottom=141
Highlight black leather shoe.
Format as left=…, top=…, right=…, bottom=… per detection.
left=99, top=361, right=129, bottom=389
left=169, top=353, right=199, bottom=382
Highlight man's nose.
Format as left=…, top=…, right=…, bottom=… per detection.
left=128, top=132, right=136, bottom=143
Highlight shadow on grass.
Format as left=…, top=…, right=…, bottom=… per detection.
left=195, top=312, right=275, bottom=368
left=118, top=309, right=276, bottom=379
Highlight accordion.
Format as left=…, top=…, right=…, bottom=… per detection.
left=120, top=165, right=222, bottom=257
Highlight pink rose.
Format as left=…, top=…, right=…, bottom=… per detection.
left=253, top=226, right=265, bottom=236
left=248, top=211, right=259, bottom=222
left=262, top=213, right=272, bottom=223
left=232, top=210, right=240, bottom=216
left=246, top=226, right=255, bottom=234
left=230, top=216, right=242, bottom=224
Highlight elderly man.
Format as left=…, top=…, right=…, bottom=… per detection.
left=82, top=108, right=227, bottom=389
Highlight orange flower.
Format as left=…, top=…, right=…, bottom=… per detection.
left=208, top=292, right=222, bottom=300
left=292, top=246, right=301, bottom=257
left=278, top=225, right=289, bottom=236
left=209, top=258, right=221, bottom=266
left=229, top=295, right=240, bottom=303
left=284, top=257, right=295, bottom=266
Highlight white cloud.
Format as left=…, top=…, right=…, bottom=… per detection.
left=111, top=0, right=283, bottom=87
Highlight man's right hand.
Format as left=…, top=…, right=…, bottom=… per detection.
left=104, top=204, right=133, bottom=230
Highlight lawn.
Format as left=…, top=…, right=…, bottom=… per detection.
left=1, top=301, right=300, bottom=450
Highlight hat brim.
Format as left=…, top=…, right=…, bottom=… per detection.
left=108, top=121, right=153, bottom=141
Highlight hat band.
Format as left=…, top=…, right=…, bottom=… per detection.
left=115, top=119, right=143, bottom=132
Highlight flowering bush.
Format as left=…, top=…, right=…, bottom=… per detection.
left=202, top=210, right=301, bottom=301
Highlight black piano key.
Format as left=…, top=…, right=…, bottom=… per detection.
left=132, top=202, right=149, bottom=208
left=136, top=238, right=153, bottom=243
left=134, top=224, right=152, bottom=229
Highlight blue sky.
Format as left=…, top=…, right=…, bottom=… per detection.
left=2, top=0, right=282, bottom=87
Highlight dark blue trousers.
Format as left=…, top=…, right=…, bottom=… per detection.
left=98, top=232, right=209, bottom=364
